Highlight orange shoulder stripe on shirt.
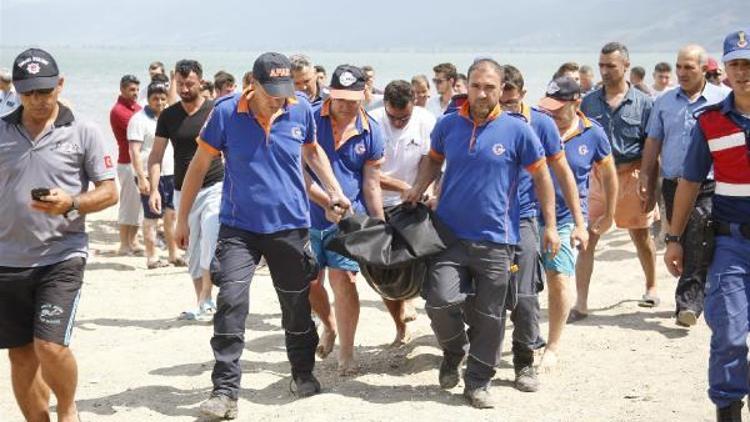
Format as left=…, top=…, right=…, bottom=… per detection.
left=525, top=157, right=546, bottom=173
left=594, top=154, right=613, bottom=166
left=429, top=149, right=445, bottom=162
left=197, top=138, right=221, bottom=156
left=547, top=150, right=565, bottom=162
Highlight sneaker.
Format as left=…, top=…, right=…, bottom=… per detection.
left=514, top=365, right=539, bottom=392
left=676, top=309, right=698, bottom=327
left=438, top=355, right=461, bottom=389
left=463, top=386, right=495, bottom=409
left=291, top=373, right=321, bottom=398
left=199, top=394, right=238, bottom=420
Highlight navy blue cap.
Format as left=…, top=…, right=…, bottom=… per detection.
left=252, top=52, right=295, bottom=98
left=12, top=48, right=60, bottom=94
left=723, top=29, right=750, bottom=62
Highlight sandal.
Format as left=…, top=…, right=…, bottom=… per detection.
left=566, top=309, right=589, bottom=323
left=178, top=309, right=199, bottom=321
left=638, top=294, right=661, bottom=308
left=169, top=257, right=188, bottom=267
left=147, top=259, right=169, bottom=270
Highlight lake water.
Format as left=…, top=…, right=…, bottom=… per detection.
left=0, top=46, right=700, bottom=139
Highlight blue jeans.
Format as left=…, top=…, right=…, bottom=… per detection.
left=704, top=228, right=750, bottom=408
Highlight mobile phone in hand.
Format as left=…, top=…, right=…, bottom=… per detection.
left=31, top=188, right=51, bottom=201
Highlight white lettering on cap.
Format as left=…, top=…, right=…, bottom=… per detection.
left=546, top=81, right=560, bottom=95
left=339, top=71, right=357, bottom=87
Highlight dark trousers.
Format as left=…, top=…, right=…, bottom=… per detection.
left=423, top=240, right=513, bottom=389
left=209, top=225, right=319, bottom=400
left=662, top=179, right=714, bottom=316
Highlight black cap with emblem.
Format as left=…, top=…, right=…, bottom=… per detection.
left=329, top=65, right=366, bottom=101
left=12, top=48, right=60, bottom=94
left=252, top=52, right=295, bottom=98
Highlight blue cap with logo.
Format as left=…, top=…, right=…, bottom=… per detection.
left=723, top=29, right=750, bottom=62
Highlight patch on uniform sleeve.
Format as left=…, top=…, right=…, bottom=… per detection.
left=104, top=155, right=113, bottom=169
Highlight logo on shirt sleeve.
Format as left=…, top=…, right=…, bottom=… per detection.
left=355, top=142, right=367, bottom=155
left=104, top=155, right=113, bottom=169
left=291, top=126, right=304, bottom=140
left=492, top=143, right=506, bottom=156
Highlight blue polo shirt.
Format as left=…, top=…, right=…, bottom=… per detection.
left=581, top=84, right=652, bottom=165
left=515, top=103, right=565, bottom=219
left=309, top=99, right=385, bottom=230
left=646, top=82, right=730, bottom=179
left=683, top=93, right=750, bottom=224
left=548, top=113, right=612, bottom=225
left=198, top=90, right=316, bottom=234
left=430, top=102, right=546, bottom=245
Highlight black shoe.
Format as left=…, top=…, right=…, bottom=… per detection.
left=463, top=386, right=495, bottom=409
left=292, top=373, right=321, bottom=398
left=716, top=400, right=743, bottom=422
left=199, top=394, right=238, bottom=420
left=438, top=354, right=462, bottom=389
left=514, top=365, right=540, bottom=392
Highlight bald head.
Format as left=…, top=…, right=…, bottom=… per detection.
left=676, top=44, right=709, bottom=93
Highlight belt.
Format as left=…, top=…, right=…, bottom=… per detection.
left=714, top=221, right=750, bottom=240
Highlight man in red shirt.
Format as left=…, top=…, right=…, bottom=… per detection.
left=110, top=74, right=143, bottom=255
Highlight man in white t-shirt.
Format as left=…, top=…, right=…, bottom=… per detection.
left=370, top=80, right=437, bottom=344
left=127, top=81, right=181, bottom=269
left=425, top=62, right=457, bottom=118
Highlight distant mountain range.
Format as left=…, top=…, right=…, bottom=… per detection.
left=1, top=0, right=747, bottom=52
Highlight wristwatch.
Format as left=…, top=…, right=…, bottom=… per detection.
left=64, top=197, right=80, bottom=221
left=664, top=234, right=681, bottom=244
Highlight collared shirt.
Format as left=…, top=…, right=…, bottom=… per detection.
left=683, top=93, right=750, bottom=224
left=199, top=90, right=316, bottom=234
left=515, top=103, right=565, bottom=219
left=429, top=102, right=546, bottom=245
left=580, top=84, right=653, bottom=165
left=109, top=95, right=141, bottom=164
left=0, top=104, right=117, bottom=268
left=309, top=99, right=385, bottom=230
left=0, top=89, right=19, bottom=117
left=370, top=105, right=435, bottom=207
left=646, top=82, right=731, bottom=179
left=549, top=112, right=612, bottom=224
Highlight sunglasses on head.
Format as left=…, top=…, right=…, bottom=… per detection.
left=21, top=87, right=55, bottom=96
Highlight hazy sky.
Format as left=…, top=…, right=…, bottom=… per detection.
left=1, top=0, right=748, bottom=51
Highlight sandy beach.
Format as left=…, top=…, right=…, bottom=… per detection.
left=0, top=206, right=715, bottom=421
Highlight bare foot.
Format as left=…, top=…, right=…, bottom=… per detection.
left=316, top=329, right=336, bottom=359
left=337, top=357, right=359, bottom=376
left=389, top=327, right=412, bottom=348
left=403, top=301, right=417, bottom=323
left=537, top=349, right=558, bottom=374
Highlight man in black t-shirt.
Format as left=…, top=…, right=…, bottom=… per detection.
left=148, top=59, right=223, bottom=321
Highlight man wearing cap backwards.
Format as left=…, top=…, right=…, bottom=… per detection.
left=664, top=29, right=750, bottom=421
left=0, top=48, right=118, bottom=422
left=538, top=75, right=617, bottom=371
left=639, top=45, right=731, bottom=329
left=306, top=65, right=386, bottom=375
left=496, top=65, right=588, bottom=389
left=404, top=58, right=559, bottom=409
left=575, top=42, right=658, bottom=318
left=177, top=52, right=349, bottom=420
left=110, top=74, right=144, bottom=256
left=148, top=59, right=222, bottom=321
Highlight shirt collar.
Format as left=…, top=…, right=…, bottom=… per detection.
left=520, top=102, right=532, bottom=123
left=1, top=102, right=75, bottom=126
left=598, top=83, right=636, bottom=105
left=458, top=101, right=502, bottom=124
left=562, top=111, right=594, bottom=142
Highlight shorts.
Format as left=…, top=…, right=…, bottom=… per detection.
left=117, top=164, right=144, bottom=226
left=174, top=183, right=221, bottom=280
left=0, top=257, right=86, bottom=348
left=541, top=223, right=577, bottom=276
left=310, top=226, right=360, bottom=272
left=589, top=160, right=659, bottom=229
left=137, top=175, right=175, bottom=219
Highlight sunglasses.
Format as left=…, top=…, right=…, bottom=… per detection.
left=20, top=87, right=55, bottom=96
left=706, top=71, right=721, bottom=79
